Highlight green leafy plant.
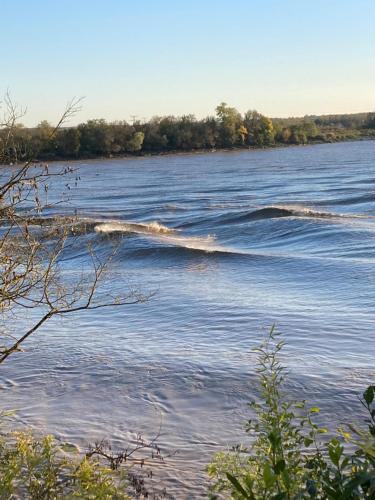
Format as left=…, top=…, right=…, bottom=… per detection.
left=208, top=327, right=375, bottom=499
left=0, top=425, right=165, bottom=498
left=0, top=431, right=128, bottom=499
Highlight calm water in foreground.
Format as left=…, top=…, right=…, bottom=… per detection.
left=1, top=141, right=375, bottom=497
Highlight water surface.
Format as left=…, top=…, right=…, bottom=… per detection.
left=1, top=141, right=375, bottom=497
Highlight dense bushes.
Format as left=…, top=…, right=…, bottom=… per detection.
left=0, top=417, right=164, bottom=498
left=208, top=328, right=375, bottom=499
left=0, top=426, right=128, bottom=499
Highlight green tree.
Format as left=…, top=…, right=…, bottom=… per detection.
left=109, top=121, right=133, bottom=153
left=78, top=119, right=113, bottom=156
left=244, top=110, right=274, bottom=146
left=365, top=112, right=375, bottom=129
left=56, top=127, right=81, bottom=157
left=216, top=102, right=243, bottom=147
left=126, top=131, right=145, bottom=152
left=30, top=120, right=55, bottom=158
left=289, top=125, right=307, bottom=144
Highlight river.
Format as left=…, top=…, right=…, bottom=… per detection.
left=1, top=141, right=375, bottom=497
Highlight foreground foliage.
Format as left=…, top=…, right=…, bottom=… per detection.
left=0, top=429, right=128, bottom=499
left=208, top=328, right=375, bottom=499
left=0, top=421, right=165, bottom=499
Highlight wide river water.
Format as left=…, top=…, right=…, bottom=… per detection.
left=1, top=141, right=375, bottom=497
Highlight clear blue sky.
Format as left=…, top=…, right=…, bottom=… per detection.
left=1, top=0, right=374, bottom=126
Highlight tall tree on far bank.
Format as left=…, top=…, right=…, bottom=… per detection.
left=244, top=110, right=274, bottom=146
left=216, top=102, right=244, bottom=147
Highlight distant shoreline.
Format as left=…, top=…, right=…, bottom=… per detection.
left=3, top=105, right=375, bottom=166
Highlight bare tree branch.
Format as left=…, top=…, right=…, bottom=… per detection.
left=0, top=94, right=149, bottom=365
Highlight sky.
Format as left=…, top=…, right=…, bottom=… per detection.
left=1, top=0, right=375, bottom=126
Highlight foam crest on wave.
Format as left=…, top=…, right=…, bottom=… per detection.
left=152, top=233, right=232, bottom=253
left=228, top=204, right=373, bottom=224
left=94, top=220, right=175, bottom=235
left=248, top=204, right=348, bottom=220
left=22, top=216, right=178, bottom=238
left=269, top=205, right=334, bottom=218
left=217, top=205, right=331, bottom=225
left=24, top=215, right=236, bottom=254
left=269, top=204, right=375, bottom=220
left=94, top=220, right=234, bottom=253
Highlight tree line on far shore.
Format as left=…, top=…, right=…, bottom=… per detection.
left=2, top=103, right=375, bottom=162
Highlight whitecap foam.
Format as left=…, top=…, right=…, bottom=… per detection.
left=94, top=221, right=175, bottom=235
left=270, top=204, right=375, bottom=221
left=269, top=204, right=335, bottom=218
left=153, top=233, right=224, bottom=253
left=94, top=220, right=236, bottom=253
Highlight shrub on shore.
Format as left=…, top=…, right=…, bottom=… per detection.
left=0, top=427, right=128, bottom=499
left=208, top=327, right=375, bottom=499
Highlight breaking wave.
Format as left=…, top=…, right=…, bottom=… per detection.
left=94, top=220, right=175, bottom=235
left=214, top=204, right=373, bottom=226
left=94, top=221, right=232, bottom=253
left=23, top=203, right=374, bottom=259
left=24, top=216, right=176, bottom=237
